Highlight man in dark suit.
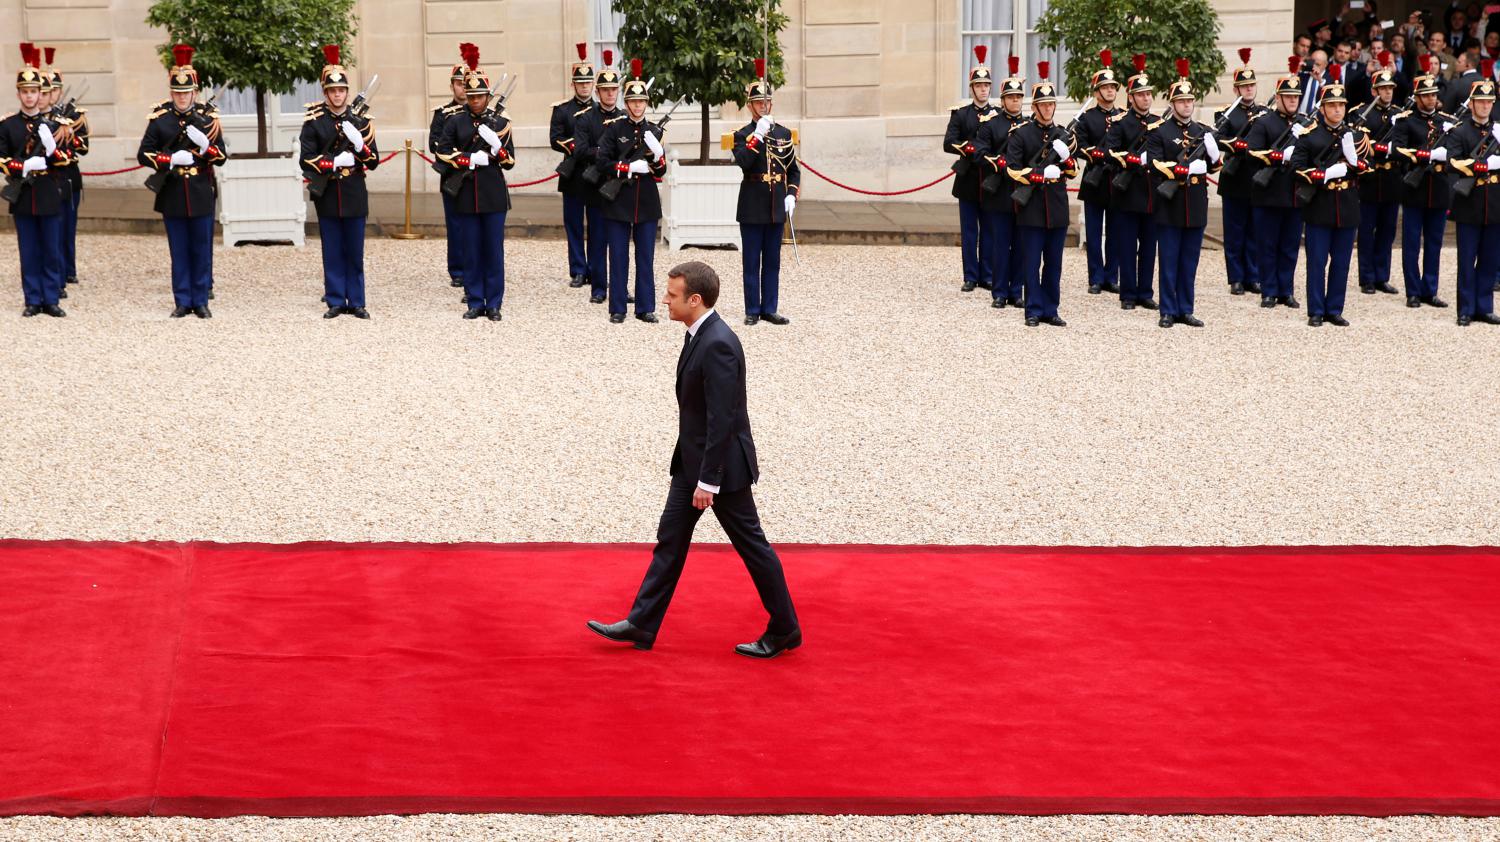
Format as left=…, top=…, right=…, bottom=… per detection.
left=1443, top=51, right=1480, bottom=112
left=588, top=261, right=801, bottom=658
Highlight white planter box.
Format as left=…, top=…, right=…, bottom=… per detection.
left=663, top=155, right=741, bottom=251
left=217, top=139, right=307, bottom=246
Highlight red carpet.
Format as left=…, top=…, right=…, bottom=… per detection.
left=2, top=540, right=1498, bottom=818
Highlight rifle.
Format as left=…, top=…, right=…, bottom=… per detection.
left=597, top=98, right=682, bottom=203
left=1453, top=121, right=1500, bottom=198
left=1009, top=115, right=1079, bottom=207
left=2, top=106, right=68, bottom=206
left=1250, top=109, right=1315, bottom=188
left=1294, top=122, right=1356, bottom=204
left=145, top=79, right=230, bottom=194
left=1158, top=106, right=1239, bottom=201
left=307, top=75, right=379, bottom=199
left=1110, top=110, right=1160, bottom=192
left=1401, top=109, right=1451, bottom=189
left=1217, top=98, right=1261, bottom=177
left=440, top=107, right=506, bottom=198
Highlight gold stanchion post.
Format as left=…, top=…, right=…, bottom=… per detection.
left=390, top=138, right=424, bottom=240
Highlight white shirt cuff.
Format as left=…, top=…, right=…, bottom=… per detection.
left=697, top=481, right=721, bottom=494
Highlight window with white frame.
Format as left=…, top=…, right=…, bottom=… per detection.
left=591, top=0, right=626, bottom=74
left=961, top=0, right=1068, bottom=100
left=217, top=80, right=325, bottom=117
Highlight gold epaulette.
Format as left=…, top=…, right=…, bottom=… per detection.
left=0, top=111, right=12, bottom=121
left=147, top=99, right=171, bottom=119
left=1107, top=111, right=1128, bottom=123
left=603, top=115, right=626, bottom=125
left=552, top=97, right=573, bottom=108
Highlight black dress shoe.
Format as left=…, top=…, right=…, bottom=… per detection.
left=207, top=289, right=215, bottom=300
left=1025, top=316, right=1040, bottom=327
left=1282, top=297, right=1300, bottom=309
left=1476, top=313, right=1500, bottom=324
left=1307, top=315, right=1323, bottom=326
left=609, top=313, right=625, bottom=324
left=977, top=281, right=993, bottom=291
left=1176, top=314, right=1204, bottom=327
left=58, top=287, right=67, bottom=299
left=463, top=307, right=484, bottom=319
left=1229, top=282, right=1245, bottom=295
left=450, top=277, right=464, bottom=287
left=323, top=306, right=342, bottom=319
left=991, top=298, right=1005, bottom=308
left=1088, top=284, right=1102, bottom=294
left=1260, top=297, right=1277, bottom=308
left=1360, top=285, right=1376, bottom=294
left=487, top=308, right=502, bottom=321
left=193, top=306, right=211, bottom=319
left=1121, top=300, right=1136, bottom=310
left=568, top=274, right=587, bottom=288
left=42, top=304, right=65, bottom=317
left=347, top=307, right=370, bottom=319
left=22, top=305, right=40, bottom=317
left=589, top=294, right=605, bottom=304
left=66, top=275, right=77, bottom=286
left=1158, top=315, right=1174, bottom=328
left=1457, top=314, right=1473, bottom=326
left=1007, top=297, right=1023, bottom=308
left=735, top=628, right=802, bottom=659
left=961, top=280, right=977, bottom=292
left=1376, top=282, right=1398, bottom=294
left=1325, top=314, right=1349, bottom=327
left=171, top=305, right=192, bottom=318
left=744, top=314, right=760, bottom=325
left=1407, top=296, right=1422, bottom=308
left=586, top=619, right=655, bottom=651
left=1103, top=282, right=1121, bottom=294
left=1422, top=296, right=1449, bottom=308
left=1041, top=315, right=1067, bottom=327
left=1244, top=282, right=1262, bottom=294
left=635, top=312, right=659, bottom=324
left=1138, top=298, right=1158, bottom=310
left=762, top=312, right=790, bottom=325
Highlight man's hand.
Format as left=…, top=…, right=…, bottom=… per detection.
left=341, top=120, right=365, bottom=150
left=627, top=159, right=651, bottom=175
left=332, top=150, right=356, bottom=168
left=169, top=149, right=196, bottom=167
left=692, top=487, right=714, bottom=510
left=478, top=124, right=502, bottom=153
left=469, top=150, right=489, bottom=169
left=1188, top=159, right=1208, bottom=175
left=754, top=115, right=772, bottom=140
left=1050, top=138, right=1071, bottom=159
left=21, top=156, right=47, bottom=176
left=644, top=131, right=664, bottom=161
left=37, top=123, right=57, bottom=155
left=784, top=194, right=796, bottom=216
left=1202, top=132, right=1220, bottom=162
left=186, top=124, right=210, bottom=152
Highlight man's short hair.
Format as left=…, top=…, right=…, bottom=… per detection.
left=669, top=260, right=720, bottom=307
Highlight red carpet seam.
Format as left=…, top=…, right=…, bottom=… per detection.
left=145, top=542, right=197, bottom=817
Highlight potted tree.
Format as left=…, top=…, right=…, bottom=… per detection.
left=1035, top=0, right=1225, bottom=104
left=146, top=0, right=358, bottom=245
left=613, top=0, right=788, bottom=250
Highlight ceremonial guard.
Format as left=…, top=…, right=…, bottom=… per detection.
left=436, top=47, right=515, bottom=321
left=1006, top=63, right=1076, bottom=327
left=1244, top=57, right=1307, bottom=310
left=731, top=58, right=799, bottom=326
left=574, top=51, right=622, bottom=305
left=943, top=45, right=996, bottom=293
left=1074, top=50, right=1121, bottom=296
left=1214, top=48, right=1266, bottom=296
left=1292, top=73, right=1366, bottom=326
left=1442, top=75, right=1500, bottom=325
left=598, top=60, right=668, bottom=324
left=1394, top=56, right=1453, bottom=308
left=43, top=47, right=87, bottom=294
left=300, top=45, right=378, bottom=319
left=136, top=44, right=227, bottom=319
left=3, top=43, right=71, bottom=316
left=552, top=43, right=596, bottom=290
left=1355, top=56, right=1403, bottom=295
left=431, top=46, right=469, bottom=289
left=1105, top=54, right=1162, bottom=310
left=1147, top=60, right=1220, bottom=328
left=974, top=56, right=1027, bottom=308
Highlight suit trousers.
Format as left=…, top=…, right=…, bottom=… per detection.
left=1304, top=223, right=1355, bottom=317
left=586, top=204, right=609, bottom=298
left=1252, top=205, right=1303, bottom=300
left=14, top=212, right=63, bottom=307
left=563, top=193, right=588, bottom=278
left=1157, top=225, right=1205, bottom=317
left=1455, top=221, right=1499, bottom=317
left=1220, top=196, right=1257, bottom=287
left=740, top=222, right=784, bottom=316
left=1083, top=199, right=1118, bottom=288
left=957, top=198, right=993, bottom=288
left=163, top=214, right=213, bottom=309
left=318, top=215, right=367, bottom=308
left=1113, top=209, right=1156, bottom=304
left=1401, top=205, right=1446, bottom=299
left=1357, top=200, right=1398, bottom=287
left=441, top=191, right=464, bottom=282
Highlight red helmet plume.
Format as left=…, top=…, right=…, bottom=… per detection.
left=1485, top=58, right=1496, bottom=78
left=1419, top=54, right=1433, bottom=74
left=1132, top=53, right=1147, bottom=73
left=754, top=57, right=766, bottom=79
left=1238, top=47, right=1252, bottom=65
left=603, top=49, right=614, bottom=67
left=1287, top=55, right=1301, bottom=74
left=1037, top=60, right=1050, bottom=79
left=172, top=44, right=194, bottom=67
left=1008, top=54, right=1019, bottom=76
left=462, top=43, right=480, bottom=72
left=1329, top=62, right=1341, bottom=82
left=1099, top=49, right=1113, bottom=67
left=19, top=43, right=34, bottom=66
left=1378, top=50, right=1392, bottom=66
left=974, top=45, right=987, bottom=65
left=1175, top=57, right=1190, bottom=78
left=322, top=44, right=339, bottom=66
left=576, top=42, right=587, bottom=61
left=630, top=57, right=642, bottom=79
left=44, top=46, right=55, bottom=65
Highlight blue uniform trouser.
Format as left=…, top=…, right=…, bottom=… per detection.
left=1083, top=200, right=1118, bottom=289
left=586, top=204, right=609, bottom=298
left=457, top=211, right=507, bottom=310
left=15, top=213, right=63, bottom=307
left=62, top=185, right=80, bottom=282
left=441, top=191, right=464, bottom=283
left=1221, top=196, right=1257, bottom=287
left=1401, top=205, right=1446, bottom=299
left=608, top=218, right=657, bottom=315
left=563, top=193, right=588, bottom=279
left=1455, top=221, right=1500, bottom=318
left=957, top=198, right=992, bottom=287
left=164, top=214, right=213, bottom=308
left=982, top=210, right=1016, bottom=302
left=1252, top=205, right=1302, bottom=299
left=1017, top=224, right=1065, bottom=319
left=1357, top=201, right=1398, bottom=287
left=740, top=222, right=783, bottom=316
left=1113, top=210, right=1156, bottom=303
left=1304, top=223, right=1355, bottom=318
left=1157, top=225, right=1205, bottom=317
left=318, top=215, right=367, bottom=309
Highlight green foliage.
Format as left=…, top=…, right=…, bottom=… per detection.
left=1036, top=0, right=1226, bottom=103
left=146, top=0, right=359, bottom=95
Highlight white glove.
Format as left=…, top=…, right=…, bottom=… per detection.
left=1340, top=132, right=1358, bottom=165
left=1281, top=144, right=1296, bottom=161
left=21, top=156, right=46, bottom=176
left=332, top=150, right=356, bottom=168
left=1136, top=150, right=1148, bottom=166
left=644, top=131, right=664, bottom=161
left=1430, top=146, right=1448, bottom=162
left=1491, top=123, right=1500, bottom=143
left=1188, top=159, right=1208, bottom=175
left=753, top=116, right=772, bottom=139
left=1202, top=133, right=1220, bottom=162
left=1051, top=138, right=1071, bottom=159
left=1486, top=154, right=1500, bottom=170
left=1042, top=164, right=1061, bottom=180
left=341, top=120, right=365, bottom=149
left=627, top=159, right=651, bottom=175
left=185, top=124, right=210, bottom=153
left=1324, top=161, right=1348, bottom=179
left=469, top=150, right=489, bottom=169
left=37, top=123, right=57, bottom=156
left=478, top=124, right=501, bottom=154
left=1442, top=122, right=1455, bottom=133
left=169, top=149, right=195, bottom=167
left=784, top=194, right=796, bottom=216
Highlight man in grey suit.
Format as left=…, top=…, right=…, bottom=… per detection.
left=588, top=260, right=801, bottom=658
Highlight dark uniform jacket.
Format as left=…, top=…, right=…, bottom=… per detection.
left=51, top=100, right=89, bottom=195
left=973, top=108, right=1026, bottom=213
left=1291, top=117, right=1366, bottom=228
left=944, top=99, right=997, bottom=202
left=299, top=103, right=380, bottom=219
left=1074, top=102, right=1120, bottom=206
left=1005, top=119, right=1077, bottom=229
left=1394, top=107, right=1457, bottom=209
left=435, top=106, right=516, bottom=214
left=732, top=119, right=800, bottom=225
left=598, top=115, right=669, bottom=224
left=574, top=102, right=621, bottom=208
left=550, top=95, right=595, bottom=197
left=1357, top=101, right=1405, bottom=203
left=428, top=99, right=462, bottom=155
left=672, top=310, right=759, bottom=493
left=1213, top=99, right=1267, bottom=200
left=1443, top=116, right=1500, bottom=225
left=136, top=101, right=229, bottom=218
left=1244, top=107, right=1305, bottom=210
left=1147, top=116, right=1222, bottom=228
left=1105, top=107, right=1163, bottom=214
left=0, top=110, right=74, bottom=216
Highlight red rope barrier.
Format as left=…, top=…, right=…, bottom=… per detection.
left=799, top=160, right=954, bottom=196
left=509, top=172, right=559, bottom=187
left=415, top=151, right=436, bottom=164
left=80, top=164, right=146, bottom=177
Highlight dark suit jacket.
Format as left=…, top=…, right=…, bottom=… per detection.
left=671, top=311, right=759, bottom=493
left=1443, top=70, right=1480, bottom=113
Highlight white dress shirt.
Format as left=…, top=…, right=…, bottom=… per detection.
left=686, top=309, right=721, bottom=494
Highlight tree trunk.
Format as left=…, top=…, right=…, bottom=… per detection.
left=255, top=86, right=268, bottom=156
left=698, top=100, right=710, bottom=165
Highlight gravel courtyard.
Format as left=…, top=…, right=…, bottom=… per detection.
left=1, top=232, right=1497, bottom=841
